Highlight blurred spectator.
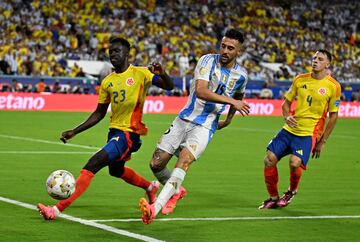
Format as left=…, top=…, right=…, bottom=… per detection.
left=171, top=87, right=184, bottom=97
left=76, top=67, right=86, bottom=77
left=179, top=52, right=190, bottom=77
left=52, top=81, right=61, bottom=93
left=351, top=89, right=360, bottom=102
left=71, top=82, right=82, bottom=94
left=10, top=78, right=22, bottom=92
left=0, top=0, right=359, bottom=95
left=36, top=79, right=46, bottom=93
left=147, top=85, right=165, bottom=96
left=0, top=59, right=11, bottom=74
left=259, top=83, right=274, bottom=99
left=22, top=83, right=33, bottom=93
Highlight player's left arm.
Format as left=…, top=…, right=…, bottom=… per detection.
left=312, top=112, right=338, bottom=158
left=218, top=92, right=244, bottom=130
left=149, top=62, right=174, bottom=90
left=312, top=78, right=342, bottom=158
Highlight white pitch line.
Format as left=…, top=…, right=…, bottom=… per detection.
left=0, top=134, right=100, bottom=150
left=0, top=151, right=94, bottom=154
left=0, top=196, right=164, bottom=242
left=91, top=215, right=360, bottom=223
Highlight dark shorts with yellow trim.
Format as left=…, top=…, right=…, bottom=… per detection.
left=102, top=129, right=141, bottom=162
left=267, top=129, right=314, bottom=167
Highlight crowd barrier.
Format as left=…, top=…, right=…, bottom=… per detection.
left=0, top=92, right=359, bottom=118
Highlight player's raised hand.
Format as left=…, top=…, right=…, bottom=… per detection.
left=148, top=62, right=164, bottom=75
left=60, top=130, right=76, bottom=143
left=285, top=115, right=297, bottom=127
left=232, top=100, right=250, bottom=116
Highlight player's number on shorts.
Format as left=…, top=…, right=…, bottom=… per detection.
left=113, top=90, right=126, bottom=103
left=306, top=95, right=312, bottom=106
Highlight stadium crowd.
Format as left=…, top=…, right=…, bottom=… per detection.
left=0, top=0, right=359, bottom=85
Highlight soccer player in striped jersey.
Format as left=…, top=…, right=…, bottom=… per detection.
left=139, top=28, right=250, bottom=224
left=259, top=49, right=341, bottom=209
left=37, top=36, right=174, bottom=220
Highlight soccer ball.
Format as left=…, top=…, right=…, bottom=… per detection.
left=46, top=170, right=76, bottom=200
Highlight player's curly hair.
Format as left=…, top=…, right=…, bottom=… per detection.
left=224, top=28, right=245, bottom=44
left=109, top=36, right=131, bottom=50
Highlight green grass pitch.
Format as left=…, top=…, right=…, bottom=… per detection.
left=0, top=111, right=359, bottom=241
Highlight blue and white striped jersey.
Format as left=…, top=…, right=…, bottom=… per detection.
left=178, top=54, right=248, bottom=132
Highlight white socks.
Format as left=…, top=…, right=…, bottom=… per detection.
left=53, top=206, right=61, bottom=216
left=154, top=168, right=186, bottom=215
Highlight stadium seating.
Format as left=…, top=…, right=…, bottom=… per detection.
left=0, top=0, right=359, bottom=95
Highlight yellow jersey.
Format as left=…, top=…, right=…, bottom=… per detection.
left=98, top=64, right=155, bottom=135
left=284, top=73, right=341, bottom=138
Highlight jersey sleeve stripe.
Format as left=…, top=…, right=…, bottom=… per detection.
left=327, top=76, right=341, bottom=97
left=312, top=108, right=328, bottom=141
left=200, top=55, right=211, bottom=67
left=129, top=84, right=147, bottom=135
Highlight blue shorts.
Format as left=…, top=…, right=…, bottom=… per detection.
left=267, top=129, right=314, bottom=168
left=102, top=129, right=142, bottom=163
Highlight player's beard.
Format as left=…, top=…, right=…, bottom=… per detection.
left=220, top=55, right=230, bottom=65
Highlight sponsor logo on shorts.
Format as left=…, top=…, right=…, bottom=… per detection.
left=335, top=100, right=340, bottom=107
left=296, top=149, right=303, bottom=155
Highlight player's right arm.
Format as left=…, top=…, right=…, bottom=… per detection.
left=60, top=103, right=109, bottom=143
left=61, top=76, right=111, bottom=143
left=195, top=80, right=250, bottom=116
left=148, top=62, right=174, bottom=90
left=194, top=54, right=249, bottom=115
left=282, top=98, right=297, bottom=128
left=282, top=76, right=300, bottom=128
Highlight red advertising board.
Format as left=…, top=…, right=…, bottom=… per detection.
left=0, top=92, right=359, bottom=118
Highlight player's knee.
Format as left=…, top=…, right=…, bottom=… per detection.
left=289, top=157, right=301, bottom=169
left=150, top=158, right=165, bottom=173
left=150, top=149, right=169, bottom=173
left=264, top=156, right=276, bottom=168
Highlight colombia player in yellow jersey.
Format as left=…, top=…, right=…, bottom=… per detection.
left=37, top=36, right=174, bottom=220
left=259, top=49, right=341, bottom=209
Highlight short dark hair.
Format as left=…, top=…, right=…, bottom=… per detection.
left=109, top=36, right=131, bottom=50
left=224, top=28, right=245, bottom=44
left=317, top=49, right=332, bottom=62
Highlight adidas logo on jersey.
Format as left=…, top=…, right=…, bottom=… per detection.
left=301, top=85, right=307, bottom=89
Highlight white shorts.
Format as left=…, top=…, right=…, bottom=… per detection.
left=157, top=117, right=214, bottom=160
